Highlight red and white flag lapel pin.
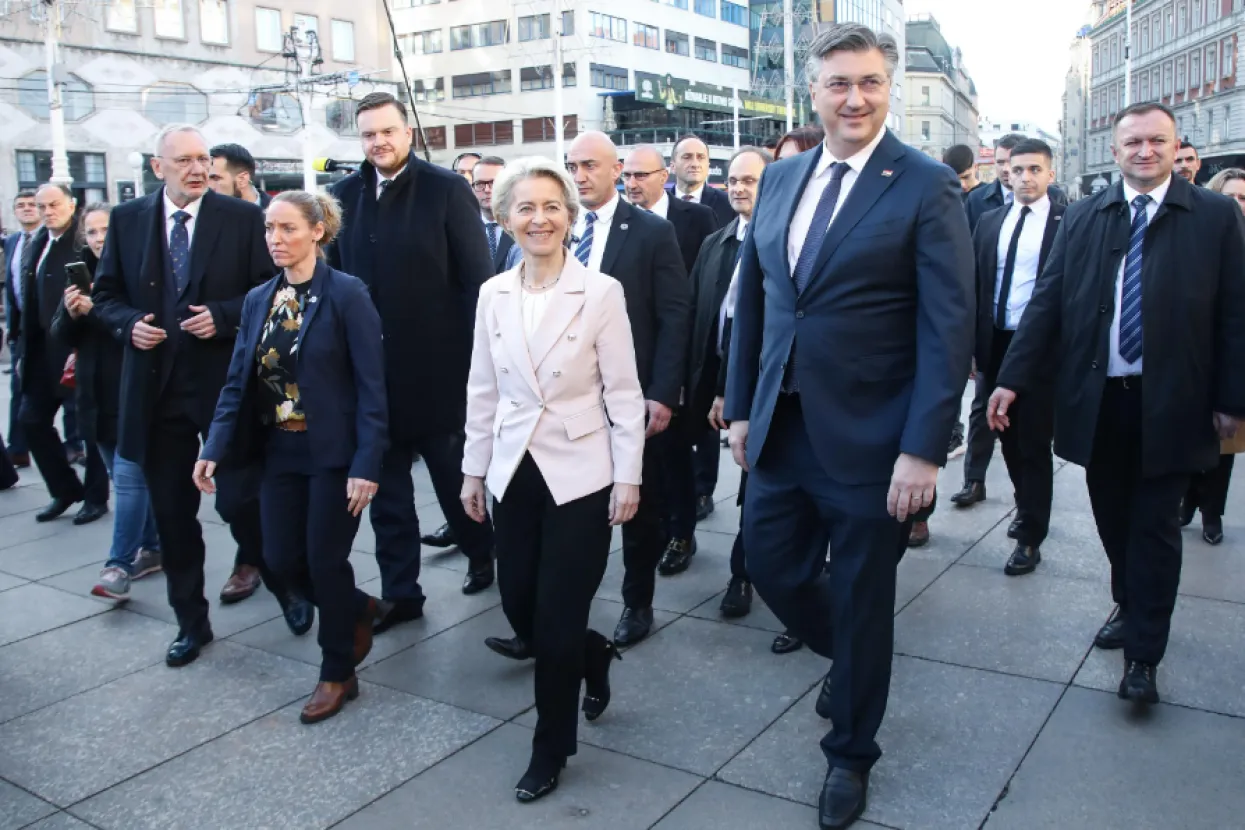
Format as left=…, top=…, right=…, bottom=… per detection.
left=881, top=169, right=894, bottom=177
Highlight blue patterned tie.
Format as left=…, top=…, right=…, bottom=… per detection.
left=574, top=211, right=597, bottom=266
left=486, top=222, right=499, bottom=261
left=1119, top=195, right=1150, bottom=364
left=791, top=162, right=849, bottom=295
left=170, top=210, right=191, bottom=294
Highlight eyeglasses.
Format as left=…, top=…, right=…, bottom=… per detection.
left=727, top=177, right=760, bottom=187
left=823, top=76, right=888, bottom=96
left=621, top=170, right=665, bottom=182
left=160, top=155, right=212, bottom=169
left=471, top=180, right=495, bottom=192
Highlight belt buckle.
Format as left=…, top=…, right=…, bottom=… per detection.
left=1120, top=375, right=1134, bottom=390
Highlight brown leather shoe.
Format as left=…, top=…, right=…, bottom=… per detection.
left=10, top=452, right=29, bottom=469
left=299, top=676, right=359, bottom=724
left=219, top=565, right=262, bottom=604
left=354, top=596, right=378, bottom=666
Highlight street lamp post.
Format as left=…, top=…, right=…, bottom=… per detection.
left=43, top=0, right=71, bottom=186
left=127, top=150, right=146, bottom=197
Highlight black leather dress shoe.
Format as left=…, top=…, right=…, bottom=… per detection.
left=950, top=481, right=986, bottom=508
left=772, top=630, right=805, bottom=654
left=1203, top=517, right=1224, bottom=545
left=282, top=596, right=315, bottom=636
left=719, top=577, right=753, bottom=618
left=372, top=598, right=425, bottom=634
left=1007, top=518, right=1024, bottom=539
left=815, top=671, right=833, bottom=719
left=1118, top=659, right=1160, bottom=704
left=166, top=629, right=214, bottom=667
left=1179, top=499, right=1197, bottom=527
left=819, top=768, right=868, bottom=829
left=582, top=637, right=622, bottom=721
left=1003, top=543, right=1041, bottom=576
left=462, top=559, right=495, bottom=595
left=420, top=523, right=456, bottom=548
left=1094, top=607, right=1126, bottom=650
left=485, top=635, right=532, bottom=660
left=657, top=537, right=697, bottom=576
left=613, top=606, right=654, bottom=646
left=72, top=502, right=108, bottom=526
left=35, top=497, right=78, bottom=523
left=515, top=755, right=565, bottom=803
left=695, top=494, right=715, bottom=521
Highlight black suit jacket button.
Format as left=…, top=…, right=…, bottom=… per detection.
left=369, top=234, right=377, bottom=243
left=1091, top=360, right=1099, bottom=370
left=796, top=310, right=805, bottom=319
left=1099, top=305, right=1107, bottom=313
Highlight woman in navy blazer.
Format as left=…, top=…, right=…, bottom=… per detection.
left=195, top=191, right=388, bottom=725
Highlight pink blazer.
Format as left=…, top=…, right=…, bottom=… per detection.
left=462, top=255, right=646, bottom=505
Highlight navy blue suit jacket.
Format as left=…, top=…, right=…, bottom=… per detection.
left=724, top=129, right=975, bottom=486
left=202, top=261, right=389, bottom=482
left=4, top=232, right=22, bottom=344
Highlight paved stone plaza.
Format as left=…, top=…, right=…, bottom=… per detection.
left=3, top=390, right=1245, bottom=829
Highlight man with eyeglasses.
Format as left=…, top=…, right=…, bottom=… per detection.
left=93, top=123, right=301, bottom=668
left=452, top=152, right=481, bottom=182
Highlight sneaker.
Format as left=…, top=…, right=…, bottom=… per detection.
left=131, top=548, right=163, bottom=580
left=91, top=566, right=131, bottom=601
left=947, top=432, right=966, bottom=460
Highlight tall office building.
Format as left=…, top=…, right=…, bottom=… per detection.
left=903, top=14, right=980, bottom=160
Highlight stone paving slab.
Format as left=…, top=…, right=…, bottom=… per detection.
left=0, top=778, right=56, bottom=830
left=595, top=531, right=742, bottom=614
left=652, top=780, right=889, bottom=830
left=73, top=684, right=499, bottom=830
left=0, top=570, right=27, bottom=592
left=23, top=814, right=95, bottom=830
left=0, top=583, right=107, bottom=648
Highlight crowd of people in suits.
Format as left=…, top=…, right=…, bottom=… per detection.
left=3, top=20, right=1243, bottom=830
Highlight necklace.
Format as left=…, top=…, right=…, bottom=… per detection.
left=520, top=263, right=561, bottom=293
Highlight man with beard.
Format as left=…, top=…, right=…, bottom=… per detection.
left=208, top=144, right=271, bottom=209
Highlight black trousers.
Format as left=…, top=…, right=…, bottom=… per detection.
left=962, top=373, right=996, bottom=484
left=730, top=470, right=748, bottom=580
left=19, top=348, right=108, bottom=505
left=621, top=436, right=668, bottom=608
left=370, top=430, right=495, bottom=604
left=8, top=340, right=25, bottom=456
left=744, top=395, right=905, bottom=772
left=658, top=419, right=698, bottom=541
left=693, top=425, right=721, bottom=499
left=142, top=405, right=279, bottom=636
left=493, top=453, right=612, bottom=760
left=1185, top=454, right=1235, bottom=520
left=1086, top=378, right=1187, bottom=665
left=0, top=427, right=17, bottom=489
left=260, top=430, right=367, bottom=683
left=987, top=330, right=1055, bottom=546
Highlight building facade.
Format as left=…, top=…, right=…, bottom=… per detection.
left=902, top=14, right=979, bottom=161
left=1062, top=25, right=1094, bottom=197
left=0, top=0, right=398, bottom=226
left=1082, top=0, right=1242, bottom=194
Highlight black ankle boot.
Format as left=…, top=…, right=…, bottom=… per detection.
left=515, top=753, right=565, bottom=803
left=582, top=636, right=622, bottom=722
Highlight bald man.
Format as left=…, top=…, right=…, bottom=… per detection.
left=672, top=134, right=735, bottom=227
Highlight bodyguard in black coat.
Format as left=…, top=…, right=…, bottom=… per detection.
left=991, top=104, right=1245, bottom=704
left=670, top=135, right=735, bottom=228
left=92, top=127, right=288, bottom=666
left=327, top=92, right=497, bottom=631
left=665, top=195, right=718, bottom=275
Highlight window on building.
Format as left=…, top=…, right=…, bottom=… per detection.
left=452, top=70, right=513, bottom=97
left=1164, top=62, right=1173, bottom=96
left=1141, top=20, right=1148, bottom=52
left=589, top=12, right=626, bottom=42
left=667, top=0, right=688, bottom=8
left=1109, top=86, right=1117, bottom=113
left=293, top=13, right=317, bottom=37
left=154, top=0, right=185, bottom=38
left=694, top=0, right=715, bottom=18
left=1177, top=59, right=1186, bottom=91
left=1142, top=72, right=1150, bottom=100
left=404, top=30, right=442, bottom=55
left=1225, top=105, right=1231, bottom=138
left=15, top=150, right=108, bottom=202
left=695, top=37, right=717, bottom=61
left=1208, top=45, right=1217, bottom=80
left=107, top=0, right=138, bottom=32
left=142, top=81, right=208, bottom=124
left=518, top=13, right=550, bottom=41
left=520, top=65, right=576, bottom=90
left=255, top=8, right=282, bottom=52
left=721, top=1, right=747, bottom=25
left=1178, top=1, right=1187, bottom=34
left=414, top=126, right=447, bottom=151
left=200, top=0, right=229, bottom=44
left=1224, top=40, right=1234, bottom=77
left=412, top=78, right=445, bottom=102
left=590, top=63, right=628, bottom=90
left=921, top=85, right=930, bottom=105
left=920, top=121, right=930, bottom=141
left=245, top=91, right=302, bottom=134
left=634, top=23, right=658, bottom=49
left=522, top=115, right=579, bottom=142
left=722, top=44, right=748, bottom=68
left=18, top=71, right=94, bottom=120
left=331, top=19, right=355, bottom=61
left=454, top=120, right=514, bottom=147
left=1193, top=0, right=1202, bottom=27
left=1193, top=53, right=1202, bottom=87
left=452, top=20, right=507, bottom=50
left=666, top=30, right=689, bottom=56
left=326, top=98, right=359, bottom=135
left=562, top=10, right=574, bottom=36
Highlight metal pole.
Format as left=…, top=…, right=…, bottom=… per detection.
left=44, top=0, right=70, bottom=185
left=553, top=1, right=565, bottom=162
left=733, top=89, right=741, bottom=150
left=299, top=32, right=317, bottom=191
left=783, top=0, right=795, bottom=132
left=1124, top=0, right=1133, bottom=106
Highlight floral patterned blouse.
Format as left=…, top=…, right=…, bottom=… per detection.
left=256, top=278, right=311, bottom=425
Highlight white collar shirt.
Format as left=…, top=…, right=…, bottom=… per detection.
left=993, top=195, right=1051, bottom=330
left=572, top=191, right=620, bottom=274
left=376, top=162, right=408, bottom=200
left=649, top=191, right=670, bottom=220
left=787, top=127, right=887, bottom=275
left=677, top=183, right=705, bottom=204
left=163, top=191, right=203, bottom=248
left=1109, top=176, right=1170, bottom=377
left=719, top=216, right=750, bottom=355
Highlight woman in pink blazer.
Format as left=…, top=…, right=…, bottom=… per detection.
left=460, top=156, right=645, bottom=803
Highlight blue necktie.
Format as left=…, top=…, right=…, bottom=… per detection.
left=486, top=222, right=499, bottom=261
left=170, top=210, right=191, bottom=294
left=791, top=162, right=849, bottom=295
left=574, top=211, right=597, bottom=266
left=1119, top=195, right=1150, bottom=364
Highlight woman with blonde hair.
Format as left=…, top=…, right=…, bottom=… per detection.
left=195, top=190, right=388, bottom=723
left=1181, top=167, right=1245, bottom=544
left=460, top=156, right=645, bottom=801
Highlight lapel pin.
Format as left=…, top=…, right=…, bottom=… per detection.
left=619, top=223, right=628, bottom=230
left=881, top=170, right=893, bottom=177
left=1055, top=215, right=1062, bottom=221
left=309, top=296, right=318, bottom=303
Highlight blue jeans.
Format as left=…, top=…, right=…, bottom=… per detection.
left=97, top=442, right=161, bottom=572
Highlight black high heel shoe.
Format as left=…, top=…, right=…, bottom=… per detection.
left=582, top=638, right=623, bottom=722
left=515, top=755, right=566, bottom=803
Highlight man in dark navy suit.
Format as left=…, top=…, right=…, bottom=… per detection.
left=671, top=134, right=735, bottom=228
left=725, top=25, right=973, bottom=828
left=4, top=190, right=40, bottom=469
left=93, top=124, right=298, bottom=667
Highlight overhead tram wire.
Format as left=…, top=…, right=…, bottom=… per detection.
left=378, top=0, right=431, bottom=161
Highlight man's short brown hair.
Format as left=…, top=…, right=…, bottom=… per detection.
left=355, top=92, right=407, bottom=123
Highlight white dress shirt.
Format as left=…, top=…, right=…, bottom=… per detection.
left=376, top=162, right=408, bottom=200
left=9, top=231, right=30, bottom=296
left=164, top=191, right=203, bottom=248
left=572, top=191, right=620, bottom=274
left=35, top=232, right=61, bottom=278
left=993, top=195, right=1051, bottom=330
left=787, top=127, right=888, bottom=273
left=677, top=183, right=705, bottom=204
left=648, top=191, right=670, bottom=220
left=719, top=217, right=749, bottom=355
left=1109, top=176, right=1170, bottom=377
